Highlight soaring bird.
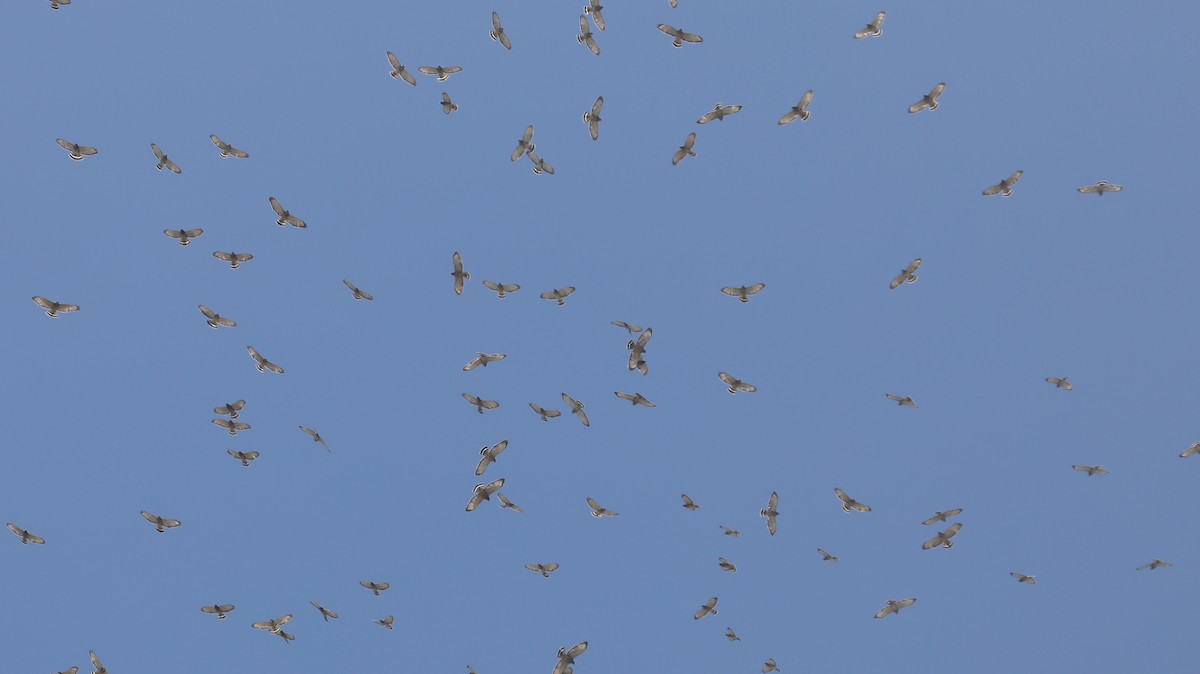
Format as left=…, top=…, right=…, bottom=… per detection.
left=466, top=478, right=505, bottom=511
left=760, top=491, right=779, bottom=535
left=198, top=304, right=236, bottom=329
left=1078, top=180, right=1122, bottom=196
left=817, top=548, right=839, bottom=562
left=577, top=15, right=600, bottom=55
left=163, top=228, right=203, bottom=245
left=719, top=372, right=757, bottom=394
left=725, top=628, right=741, bottom=641
left=982, top=170, right=1023, bottom=197
left=89, top=650, right=107, bottom=674
left=921, top=508, right=963, bottom=525
left=475, top=439, right=508, bottom=476
left=246, top=346, right=284, bottom=374
left=1045, top=376, right=1072, bottom=390
left=614, top=391, right=655, bottom=407
left=762, top=659, right=780, bottom=673
left=463, top=393, right=500, bottom=414
left=227, top=450, right=259, bottom=467
left=718, top=557, right=737, bottom=572
left=273, top=630, right=295, bottom=643
left=418, top=65, right=462, bottom=81
left=922, top=522, right=963, bottom=550
left=489, top=12, right=511, bottom=49
left=511, top=126, right=535, bottom=161
left=497, top=493, right=523, bottom=512
left=889, top=259, right=922, bottom=289
left=1180, top=442, right=1200, bottom=458
left=908, top=83, right=946, bottom=114
left=483, top=280, right=520, bottom=298
left=554, top=642, right=588, bottom=674
left=140, top=511, right=181, bottom=533
left=214, top=400, right=245, bottom=419
left=32, top=296, right=79, bottom=318
left=212, top=418, right=251, bottom=436
left=56, top=138, right=97, bottom=160
left=563, top=393, right=590, bottom=426
left=386, top=52, right=417, bottom=85
left=529, top=402, right=562, bottom=421
left=1136, top=559, right=1172, bottom=570
left=451, top=252, right=470, bottom=295
left=540, top=287, right=576, bottom=305
left=440, top=92, right=458, bottom=115
left=1010, top=572, right=1037, bottom=584
left=269, top=196, right=307, bottom=228
left=209, top=134, right=249, bottom=158
left=343, top=279, right=373, bottom=300
left=873, top=597, right=916, bottom=618
left=375, top=615, right=394, bottom=629
left=213, top=251, right=253, bottom=269
left=681, top=494, right=699, bottom=511
left=50, top=0, right=72, bottom=8
left=657, top=23, right=703, bottom=47
left=299, top=426, right=330, bottom=452
left=673, top=132, right=697, bottom=165
left=525, top=562, right=560, bottom=577
left=360, top=580, right=390, bottom=596
left=854, top=11, right=886, bottom=39
left=201, top=604, right=235, bottom=619
left=584, top=96, right=604, bottom=140
left=310, top=601, right=339, bottom=621
left=834, top=488, right=871, bottom=513
left=778, top=90, right=813, bottom=125
left=527, top=150, right=555, bottom=175
left=150, top=143, right=182, bottom=173
left=720, top=525, right=741, bottom=537
left=628, top=327, right=653, bottom=371
left=697, top=103, right=742, bottom=124
left=886, top=393, right=918, bottom=408
left=721, top=283, right=765, bottom=302
left=586, top=497, right=618, bottom=517
left=463, top=353, right=507, bottom=371
left=6, top=523, right=45, bottom=544
left=694, top=597, right=719, bottom=620
left=1072, top=464, right=1108, bottom=476
left=584, top=0, right=605, bottom=30
left=251, top=614, right=293, bottom=633
left=612, top=321, right=643, bottom=333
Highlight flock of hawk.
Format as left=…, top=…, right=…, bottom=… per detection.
left=14, top=1, right=1175, bottom=673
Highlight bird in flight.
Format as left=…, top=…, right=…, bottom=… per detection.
left=922, top=522, right=963, bottom=550
left=310, top=601, right=339, bottom=621
left=375, top=615, right=394, bottom=630
left=466, top=478, right=505, bottom=511
left=725, top=627, right=741, bottom=641
left=657, top=23, right=703, bottom=47
left=213, top=251, right=253, bottom=269
left=886, top=393, right=918, bottom=408
left=89, top=651, right=107, bottom=674
left=719, top=372, right=757, bottom=394
left=584, top=96, right=604, bottom=141
left=1072, top=464, right=1108, bottom=476
left=681, top=494, right=699, bottom=511
left=577, top=15, right=600, bottom=55
left=201, top=604, right=235, bottom=619
left=721, top=283, right=766, bottom=302
left=694, top=597, right=719, bottom=620
left=482, top=280, right=520, bottom=298
left=198, top=305, right=236, bottom=329
left=463, top=393, right=500, bottom=414
left=163, top=228, right=203, bottom=245
left=511, top=126, right=535, bottom=161
left=6, top=523, right=45, bottom=544
left=1045, top=376, right=1072, bottom=390
left=451, top=252, right=470, bottom=295
left=673, top=132, right=697, bottom=165
left=1078, top=180, right=1122, bottom=196
left=496, top=493, right=523, bottom=512
left=251, top=614, right=293, bottom=633
left=299, top=426, right=331, bottom=452
left=463, top=353, right=507, bottom=371
left=627, top=327, right=653, bottom=372
left=343, top=279, right=373, bottom=300
left=386, top=52, right=416, bottom=85
left=763, top=659, right=780, bottom=673
left=1010, top=572, right=1037, bottom=584
left=151, top=143, right=181, bottom=173
left=583, top=0, right=605, bottom=30
left=227, top=450, right=259, bottom=467
left=834, top=488, right=871, bottom=513
left=982, top=170, right=1024, bottom=197
left=554, top=642, right=588, bottom=674
left=529, top=402, right=561, bottom=422
left=908, top=83, right=946, bottom=114
left=246, top=346, right=284, bottom=374
left=209, top=134, right=249, bottom=158
left=718, top=557, right=737, bottom=572
left=1180, top=442, right=1200, bottom=458
left=854, top=11, right=886, bottom=39
left=475, top=439, right=508, bottom=476
left=360, top=580, right=390, bottom=596
left=874, top=597, right=916, bottom=618
left=587, top=497, right=618, bottom=517
left=214, top=400, right=245, bottom=419
left=760, top=491, right=779, bottom=535
left=697, top=103, right=742, bottom=124
left=32, top=296, right=79, bottom=318
left=418, top=65, right=462, bottom=81
left=922, top=508, right=963, bottom=525
left=527, top=150, right=555, bottom=175
left=440, top=92, right=458, bottom=115
left=1136, top=559, right=1172, bottom=570
left=818, top=548, right=839, bottom=562
left=489, top=12, right=511, bottom=49
left=778, top=90, right=813, bottom=125
left=525, top=562, right=560, bottom=577
left=540, top=287, right=576, bottom=305
left=614, top=391, right=655, bottom=407
left=612, top=321, right=643, bottom=334
left=140, top=511, right=181, bottom=533
left=889, top=259, right=922, bottom=289
left=720, top=525, right=741, bottom=537
left=56, top=138, right=97, bottom=160
left=212, top=418, right=250, bottom=436
left=562, top=393, right=590, bottom=426
left=269, top=196, right=307, bottom=228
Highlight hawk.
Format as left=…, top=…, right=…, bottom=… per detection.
left=209, top=134, right=249, bottom=158
left=577, top=15, right=600, bottom=55
left=212, top=418, right=251, bottom=436
left=375, top=615, right=394, bottom=629
left=311, top=600, right=339, bottom=621
left=886, top=393, right=918, bottom=408
left=1078, top=180, right=1122, bottom=196
left=6, top=523, right=45, bottom=544
left=908, top=83, right=946, bottom=114
left=482, top=280, right=520, bottom=298
left=540, top=287, right=576, bottom=305
left=227, top=450, right=259, bottom=467
left=697, top=103, right=742, bottom=124
left=563, top=393, right=590, bottom=426
left=718, top=557, right=737, bottom=572
left=1045, top=376, right=1072, bottom=390
left=198, top=304, right=236, bottom=329
left=528, top=149, right=555, bottom=175
left=466, top=478, right=505, bottom=511
left=140, top=511, right=181, bottom=533
left=818, top=548, right=839, bottom=562
left=922, top=522, right=963, bottom=550
left=213, top=251, right=253, bottom=269
left=529, top=402, right=561, bottom=421
left=873, top=597, right=916, bottom=618
left=719, top=372, right=757, bottom=394
left=214, top=399, right=246, bottom=419
left=464, top=353, right=507, bottom=371
left=343, top=279, right=373, bottom=300
left=726, top=627, right=741, bottom=641
left=587, top=497, right=618, bottom=517
left=417, top=65, right=462, bottom=81
left=554, top=642, right=588, bottom=674
left=854, top=11, right=886, bottom=39
left=672, top=132, right=697, bottom=165
left=511, top=126, right=535, bottom=161
left=720, top=525, right=741, bottom=537
left=694, top=597, right=718, bottom=620
left=497, top=493, right=523, bottom=512
left=982, top=170, right=1024, bottom=197
left=1180, top=442, right=1200, bottom=458
left=452, top=252, right=470, bottom=295
left=584, top=96, right=603, bottom=141
left=614, top=391, right=655, bottom=407
left=584, top=0, right=605, bottom=30
left=360, top=580, right=390, bottom=596
left=269, top=196, right=307, bottom=228
left=164, top=228, right=203, bottom=245
left=246, top=346, right=284, bottom=374
left=628, top=327, right=653, bottom=371
left=463, top=393, right=500, bottom=414
left=201, top=604, right=235, bottom=619
left=778, top=90, right=813, bottom=125
left=721, top=283, right=765, bottom=302
left=386, top=52, right=416, bottom=85
left=251, top=614, right=293, bottom=633
left=612, top=321, right=643, bottom=333
left=834, top=487, right=871, bottom=513
left=475, top=439, right=508, bottom=476
left=1136, top=559, right=1172, bottom=570
left=1010, top=572, right=1037, bottom=584
left=150, top=143, right=181, bottom=173
left=760, top=491, right=779, bottom=535
left=32, top=296, right=79, bottom=318
left=681, top=494, right=699, bottom=511
left=921, top=508, right=963, bottom=525
left=1072, top=464, right=1108, bottom=476
left=657, top=23, right=703, bottom=47
left=489, top=12, right=512, bottom=49
left=525, top=562, right=560, bottom=577
left=762, top=659, right=779, bottom=673
left=440, top=92, right=458, bottom=115
left=889, top=258, right=922, bottom=289
left=89, top=651, right=107, bottom=674
left=56, top=138, right=97, bottom=160
left=300, top=426, right=331, bottom=452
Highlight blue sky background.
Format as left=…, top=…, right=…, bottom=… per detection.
left=2, top=1, right=1196, bottom=672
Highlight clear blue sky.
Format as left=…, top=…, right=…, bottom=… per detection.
left=2, top=1, right=1196, bottom=672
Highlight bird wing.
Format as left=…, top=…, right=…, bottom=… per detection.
left=615, top=391, right=636, bottom=401
left=681, top=494, right=695, bottom=507
left=697, top=110, right=718, bottom=124
left=418, top=66, right=437, bottom=75
left=387, top=51, right=401, bottom=70
left=778, top=108, right=801, bottom=125
left=982, top=182, right=1006, bottom=196
left=1005, top=170, right=1023, bottom=185
left=151, top=143, right=165, bottom=160
left=681, top=30, right=703, bottom=43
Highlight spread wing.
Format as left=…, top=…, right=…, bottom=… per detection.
left=694, top=597, right=717, bottom=620
left=681, top=494, right=696, bottom=508
left=89, top=651, right=104, bottom=670
left=908, top=98, right=930, bottom=114
left=1005, top=170, right=1023, bottom=185
left=163, top=157, right=182, bottom=173
left=614, top=391, right=636, bottom=402
left=387, top=51, right=401, bottom=70
left=1180, top=443, right=1200, bottom=458
left=681, top=30, right=703, bottom=43
left=512, top=126, right=534, bottom=161
left=767, top=491, right=778, bottom=511
left=418, top=66, right=438, bottom=76
left=575, top=406, right=590, bottom=426
left=766, top=513, right=777, bottom=536
left=982, top=181, right=1006, bottom=196
left=151, top=143, right=165, bottom=160
left=697, top=110, right=719, bottom=124
left=56, top=138, right=76, bottom=152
